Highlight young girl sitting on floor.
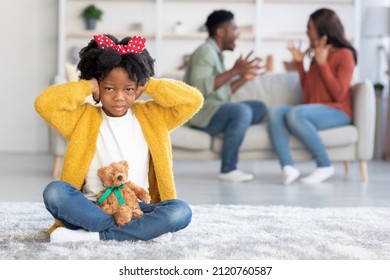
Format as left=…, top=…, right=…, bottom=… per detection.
left=35, top=34, right=203, bottom=242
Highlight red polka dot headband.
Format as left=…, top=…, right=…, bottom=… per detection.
left=93, top=34, right=146, bottom=54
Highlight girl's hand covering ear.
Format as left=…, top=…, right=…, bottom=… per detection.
left=136, top=81, right=148, bottom=100
left=87, top=78, right=100, bottom=104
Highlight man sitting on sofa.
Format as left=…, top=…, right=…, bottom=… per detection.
left=184, top=9, right=267, bottom=182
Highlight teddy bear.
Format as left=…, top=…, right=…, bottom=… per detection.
left=96, top=160, right=151, bottom=226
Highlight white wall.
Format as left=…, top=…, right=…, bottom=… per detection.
left=0, top=0, right=387, bottom=153
left=0, top=0, right=57, bottom=153
left=359, top=0, right=390, bottom=87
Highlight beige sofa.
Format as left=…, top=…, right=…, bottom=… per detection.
left=49, top=70, right=375, bottom=181
left=169, top=72, right=376, bottom=181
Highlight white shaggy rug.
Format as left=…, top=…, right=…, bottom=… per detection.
left=0, top=202, right=389, bottom=260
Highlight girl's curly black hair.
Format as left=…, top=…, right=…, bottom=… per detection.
left=77, top=34, right=155, bottom=86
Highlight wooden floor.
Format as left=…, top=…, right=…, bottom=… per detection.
left=1, top=152, right=389, bottom=207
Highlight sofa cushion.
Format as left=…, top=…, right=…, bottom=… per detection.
left=211, top=124, right=358, bottom=153
left=170, top=126, right=212, bottom=150
left=315, top=125, right=358, bottom=148
left=233, top=72, right=303, bottom=107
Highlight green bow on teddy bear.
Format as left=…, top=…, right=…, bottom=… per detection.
left=97, top=184, right=125, bottom=205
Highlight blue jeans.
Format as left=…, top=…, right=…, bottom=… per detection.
left=267, top=104, right=351, bottom=167
left=193, top=101, right=267, bottom=173
left=195, top=100, right=267, bottom=173
left=43, top=181, right=192, bottom=241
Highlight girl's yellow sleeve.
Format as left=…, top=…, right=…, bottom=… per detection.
left=34, top=80, right=92, bottom=140
left=141, top=78, right=204, bottom=131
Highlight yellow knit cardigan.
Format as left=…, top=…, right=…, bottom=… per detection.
left=35, top=78, right=203, bottom=233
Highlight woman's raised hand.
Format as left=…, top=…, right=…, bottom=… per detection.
left=312, top=35, right=330, bottom=65
left=287, top=40, right=305, bottom=62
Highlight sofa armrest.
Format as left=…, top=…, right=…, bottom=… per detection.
left=352, top=80, right=376, bottom=160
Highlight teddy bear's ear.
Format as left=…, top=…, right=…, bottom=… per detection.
left=97, top=167, right=106, bottom=179
left=120, top=160, right=129, bottom=169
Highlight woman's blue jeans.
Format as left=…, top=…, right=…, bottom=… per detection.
left=195, top=100, right=266, bottom=173
left=267, top=104, right=351, bottom=168
left=43, top=181, right=192, bottom=241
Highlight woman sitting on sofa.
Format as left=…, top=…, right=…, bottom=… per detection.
left=268, top=8, right=357, bottom=185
